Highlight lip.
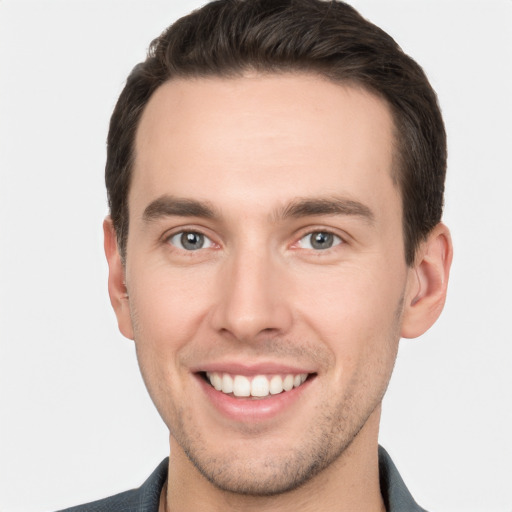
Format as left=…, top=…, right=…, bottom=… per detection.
left=195, top=370, right=315, bottom=423
left=192, top=361, right=316, bottom=376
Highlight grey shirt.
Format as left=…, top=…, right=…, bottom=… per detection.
left=57, top=446, right=426, bottom=512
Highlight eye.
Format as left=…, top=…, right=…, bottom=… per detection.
left=298, top=231, right=342, bottom=250
left=168, top=231, right=214, bottom=251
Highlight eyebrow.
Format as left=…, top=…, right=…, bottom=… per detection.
left=279, top=197, right=375, bottom=223
left=142, top=194, right=375, bottom=224
left=142, top=196, right=216, bottom=222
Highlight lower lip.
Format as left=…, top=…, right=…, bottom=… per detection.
left=196, top=374, right=313, bottom=423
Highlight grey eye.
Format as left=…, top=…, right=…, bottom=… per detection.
left=169, top=231, right=213, bottom=251
left=299, top=231, right=342, bottom=250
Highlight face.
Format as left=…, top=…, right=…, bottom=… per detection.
left=113, top=74, right=417, bottom=494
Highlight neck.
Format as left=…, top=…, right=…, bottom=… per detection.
left=161, top=408, right=385, bottom=512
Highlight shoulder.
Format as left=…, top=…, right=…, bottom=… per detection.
left=55, top=458, right=168, bottom=512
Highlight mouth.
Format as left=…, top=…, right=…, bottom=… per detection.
left=202, top=371, right=312, bottom=399
left=195, top=366, right=317, bottom=422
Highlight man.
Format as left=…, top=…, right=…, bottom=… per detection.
left=61, top=0, right=452, bottom=510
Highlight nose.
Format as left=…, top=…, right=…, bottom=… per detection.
left=210, top=245, right=293, bottom=343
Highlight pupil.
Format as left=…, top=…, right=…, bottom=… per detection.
left=181, top=232, right=204, bottom=250
left=312, top=232, right=333, bottom=249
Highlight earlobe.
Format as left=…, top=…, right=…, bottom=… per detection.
left=401, top=223, right=453, bottom=339
left=103, top=217, right=134, bottom=340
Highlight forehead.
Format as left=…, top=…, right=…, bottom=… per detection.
left=131, top=73, right=398, bottom=216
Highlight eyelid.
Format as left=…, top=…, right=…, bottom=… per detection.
left=169, top=231, right=214, bottom=250
left=293, top=225, right=346, bottom=241
left=160, top=224, right=348, bottom=252
left=162, top=225, right=220, bottom=250
left=299, top=231, right=342, bottom=249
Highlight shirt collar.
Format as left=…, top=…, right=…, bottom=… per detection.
left=378, top=445, right=428, bottom=512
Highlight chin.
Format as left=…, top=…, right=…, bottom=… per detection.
left=184, top=447, right=336, bottom=496
left=173, top=408, right=364, bottom=497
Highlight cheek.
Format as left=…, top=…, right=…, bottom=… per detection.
left=301, top=266, right=402, bottom=320
left=126, top=265, right=212, bottom=420
left=128, top=263, right=212, bottom=340
left=125, top=266, right=216, bottom=403
left=293, top=262, right=405, bottom=366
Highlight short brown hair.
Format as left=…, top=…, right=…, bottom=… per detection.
left=106, top=0, right=446, bottom=265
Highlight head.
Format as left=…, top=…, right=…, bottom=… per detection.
left=103, top=0, right=452, bottom=503
left=106, top=0, right=446, bottom=267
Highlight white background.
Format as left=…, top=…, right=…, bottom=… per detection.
left=1, top=1, right=511, bottom=511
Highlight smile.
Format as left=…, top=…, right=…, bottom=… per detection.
left=206, top=372, right=309, bottom=398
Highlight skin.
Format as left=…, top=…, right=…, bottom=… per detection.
left=104, top=73, right=452, bottom=512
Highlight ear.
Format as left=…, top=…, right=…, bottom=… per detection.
left=103, top=217, right=134, bottom=340
left=401, top=223, right=453, bottom=339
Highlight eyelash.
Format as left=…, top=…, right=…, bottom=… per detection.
left=165, top=228, right=344, bottom=253
left=166, top=230, right=216, bottom=251
left=296, top=231, right=343, bottom=251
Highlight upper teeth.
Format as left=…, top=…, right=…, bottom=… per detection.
left=206, top=372, right=308, bottom=397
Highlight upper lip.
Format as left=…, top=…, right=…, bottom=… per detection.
left=191, top=361, right=316, bottom=376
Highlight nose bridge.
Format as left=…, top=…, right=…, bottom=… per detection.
left=212, top=237, right=291, bottom=341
